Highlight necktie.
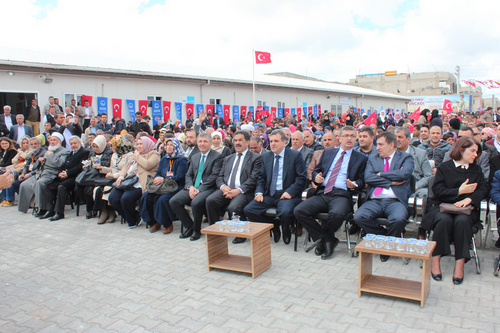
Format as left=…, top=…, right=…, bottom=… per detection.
left=270, top=155, right=281, bottom=196
left=194, top=155, right=205, bottom=188
left=324, top=151, right=346, bottom=194
left=373, top=157, right=390, bottom=196
left=229, top=153, right=242, bottom=189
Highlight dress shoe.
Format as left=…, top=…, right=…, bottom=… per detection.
left=348, top=223, right=361, bottom=235
left=48, top=213, right=64, bottom=221
left=321, top=237, right=340, bottom=260
left=283, top=231, right=291, bottom=245
left=271, top=225, right=281, bottom=243
left=149, top=223, right=161, bottom=233
left=232, top=237, right=247, bottom=244
left=179, top=227, right=194, bottom=239
left=431, top=273, right=442, bottom=281
left=452, top=276, right=464, bottom=285
left=160, top=224, right=172, bottom=234
left=86, top=212, right=93, bottom=219
left=315, top=239, right=325, bottom=256
left=190, top=231, right=201, bottom=241
left=39, top=211, right=55, bottom=220
left=380, top=255, right=390, bottom=262
left=35, top=209, right=47, bottom=218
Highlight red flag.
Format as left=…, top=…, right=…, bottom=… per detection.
left=186, top=103, right=194, bottom=119
left=255, top=51, right=271, bottom=64
left=284, top=108, right=290, bottom=117
left=223, top=105, right=230, bottom=123
left=318, top=105, right=322, bottom=114
left=297, top=107, right=302, bottom=119
left=240, top=106, right=247, bottom=119
left=81, top=95, right=92, bottom=106
left=271, top=107, right=277, bottom=120
left=111, top=98, right=122, bottom=118
left=363, top=112, right=377, bottom=125
left=206, top=104, right=213, bottom=116
left=443, top=99, right=452, bottom=114
left=138, top=100, right=148, bottom=117
left=308, top=106, right=313, bottom=114
left=409, top=107, right=421, bottom=120
left=163, top=101, right=171, bottom=121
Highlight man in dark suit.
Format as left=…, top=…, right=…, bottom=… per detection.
left=184, top=129, right=200, bottom=159
left=291, top=131, right=314, bottom=172
left=294, top=126, right=368, bottom=259
left=170, top=132, right=224, bottom=241
left=42, top=136, right=90, bottom=221
left=129, top=112, right=152, bottom=137
left=10, top=115, right=34, bottom=144
left=205, top=130, right=262, bottom=244
left=0, top=105, right=17, bottom=130
left=244, top=129, right=307, bottom=244
left=354, top=131, right=414, bottom=262
left=249, top=136, right=268, bottom=155
left=212, top=112, right=225, bottom=130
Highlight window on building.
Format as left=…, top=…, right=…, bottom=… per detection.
left=146, top=95, right=162, bottom=107
left=278, top=101, right=285, bottom=108
left=64, top=93, right=84, bottom=107
left=209, top=98, right=222, bottom=105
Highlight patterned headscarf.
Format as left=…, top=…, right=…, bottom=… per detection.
left=139, top=136, right=156, bottom=155
left=164, top=138, right=184, bottom=158
left=20, top=135, right=31, bottom=150
left=36, top=134, right=45, bottom=146
left=110, top=136, right=135, bottom=157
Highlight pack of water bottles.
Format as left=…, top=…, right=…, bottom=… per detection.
left=215, top=213, right=250, bottom=232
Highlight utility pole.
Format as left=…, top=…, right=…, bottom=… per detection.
left=455, top=66, right=460, bottom=94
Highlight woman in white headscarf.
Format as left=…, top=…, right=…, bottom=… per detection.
left=211, top=130, right=231, bottom=157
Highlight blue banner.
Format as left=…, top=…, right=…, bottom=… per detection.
left=196, top=104, right=204, bottom=117
left=232, top=105, right=239, bottom=122
left=175, top=102, right=182, bottom=122
left=249, top=106, right=254, bottom=119
left=151, top=100, right=162, bottom=126
left=215, top=104, right=223, bottom=116
left=291, top=108, right=296, bottom=116
left=126, top=99, right=135, bottom=121
left=97, top=97, right=108, bottom=117
left=278, top=108, right=283, bottom=118
left=313, top=105, right=318, bottom=117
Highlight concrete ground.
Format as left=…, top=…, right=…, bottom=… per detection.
left=1, top=206, right=499, bottom=333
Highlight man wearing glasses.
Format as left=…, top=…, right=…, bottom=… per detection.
left=294, top=126, right=368, bottom=259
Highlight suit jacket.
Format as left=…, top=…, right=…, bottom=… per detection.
left=39, top=146, right=71, bottom=182
left=216, top=150, right=262, bottom=194
left=407, top=145, right=433, bottom=190
left=185, top=145, right=200, bottom=160
left=312, top=148, right=367, bottom=195
left=0, top=114, right=16, bottom=128
left=63, top=147, right=90, bottom=178
left=299, top=146, right=314, bottom=170
left=212, top=117, right=225, bottom=130
left=44, top=104, right=62, bottom=115
left=364, top=150, right=414, bottom=206
left=10, top=124, right=34, bottom=142
left=185, top=149, right=224, bottom=192
left=79, top=106, right=94, bottom=120
left=0, top=122, right=10, bottom=137
left=256, top=148, right=307, bottom=198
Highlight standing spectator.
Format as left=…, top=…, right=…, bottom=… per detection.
left=43, top=96, right=61, bottom=116
left=10, top=115, right=34, bottom=145
left=68, top=99, right=80, bottom=119
left=0, top=105, right=16, bottom=131
left=429, top=109, right=443, bottom=128
left=417, top=109, right=430, bottom=124
left=80, top=100, right=94, bottom=130
left=23, top=99, right=41, bottom=136
left=96, top=113, right=112, bottom=132
left=129, top=112, right=152, bottom=137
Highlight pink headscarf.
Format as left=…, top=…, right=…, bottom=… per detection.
left=139, top=136, right=156, bottom=155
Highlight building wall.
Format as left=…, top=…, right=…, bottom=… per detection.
left=0, top=69, right=408, bottom=122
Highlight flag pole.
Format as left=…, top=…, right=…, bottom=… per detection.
left=252, top=49, right=256, bottom=119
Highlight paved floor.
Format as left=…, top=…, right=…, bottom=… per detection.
left=1, top=206, right=500, bottom=333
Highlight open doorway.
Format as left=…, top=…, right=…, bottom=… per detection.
left=0, top=92, right=38, bottom=115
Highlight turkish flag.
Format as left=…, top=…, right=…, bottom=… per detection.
left=111, top=98, right=122, bottom=118
left=163, top=101, right=171, bottom=121
left=270, top=107, right=277, bottom=120
left=284, top=108, right=290, bottom=117
left=241, top=106, right=247, bottom=119
left=186, top=103, right=194, bottom=119
left=363, top=112, right=377, bottom=125
left=409, top=107, right=421, bottom=120
left=223, top=105, right=230, bottom=123
left=206, top=104, right=214, bottom=116
left=308, top=106, right=313, bottom=115
left=297, top=107, right=302, bottom=119
left=255, top=51, right=271, bottom=64
left=318, top=105, right=322, bottom=114
left=443, top=99, right=452, bottom=113
left=138, top=100, right=148, bottom=117
left=81, top=95, right=92, bottom=106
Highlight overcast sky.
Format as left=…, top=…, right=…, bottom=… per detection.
left=2, top=0, right=500, bottom=97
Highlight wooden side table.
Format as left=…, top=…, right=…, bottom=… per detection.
left=201, top=222, right=273, bottom=278
left=355, top=240, right=436, bottom=307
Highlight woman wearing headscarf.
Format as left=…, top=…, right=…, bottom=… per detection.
left=108, top=136, right=160, bottom=228
left=75, top=135, right=113, bottom=219
left=211, top=130, right=231, bottom=157
left=94, top=136, right=136, bottom=224
left=10, top=135, right=33, bottom=173
left=393, top=112, right=405, bottom=126
left=259, top=132, right=270, bottom=149
left=140, top=138, right=188, bottom=233
left=429, top=109, right=443, bottom=128
left=418, top=109, right=430, bottom=125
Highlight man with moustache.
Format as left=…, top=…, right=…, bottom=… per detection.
left=307, top=132, right=335, bottom=184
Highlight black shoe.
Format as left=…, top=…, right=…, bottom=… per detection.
left=315, top=239, right=325, bottom=256
left=380, top=255, right=390, bottom=262
left=232, top=237, right=247, bottom=244
left=180, top=227, right=193, bottom=239
left=35, top=209, right=47, bottom=218
left=190, top=231, right=201, bottom=241
left=452, top=276, right=464, bottom=285
left=321, top=237, right=339, bottom=260
left=85, top=212, right=93, bottom=219
left=283, top=231, right=291, bottom=245
left=48, top=213, right=65, bottom=222
left=39, top=211, right=55, bottom=220
left=349, top=223, right=360, bottom=235
left=431, top=273, right=442, bottom=281
left=495, top=237, right=500, bottom=250
left=271, top=225, right=281, bottom=243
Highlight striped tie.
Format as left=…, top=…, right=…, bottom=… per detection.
left=324, top=151, right=345, bottom=194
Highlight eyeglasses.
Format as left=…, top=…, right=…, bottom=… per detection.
left=341, top=134, right=357, bottom=138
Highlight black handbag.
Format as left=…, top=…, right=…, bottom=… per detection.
left=113, top=175, right=139, bottom=190
left=76, top=167, right=115, bottom=187
left=145, top=175, right=178, bottom=195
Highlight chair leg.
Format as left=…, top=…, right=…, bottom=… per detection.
left=294, top=219, right=298, bottom=252
left=472, top=235, right=481, bottom=274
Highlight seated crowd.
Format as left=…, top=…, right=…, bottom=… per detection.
left=2, top=102, right=500, bottom=286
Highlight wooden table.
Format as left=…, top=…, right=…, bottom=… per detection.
left=355, top=240, right=436, bottom=307
left=201, top=222, right=273, bottom=278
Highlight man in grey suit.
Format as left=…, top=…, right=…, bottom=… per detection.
left=395, top=127, right=433, bottom=197
left=10, top=115, right=34, bottom=144
left=170, top=132, right=224, bottom=241
left=354, top=131, right=414, bottom=262
left=79, top=100, right=94, bottom=130
left=291, top=131, right=314, bottom=171
left=250, top=136, right=268, bottom=155
left=205, top=130, right=262, bottom=244
left=33, top=132, right=70, bottom=219
left=0, top=105, right=17, bottom=130
left=43, top=96, right=61, bottom=116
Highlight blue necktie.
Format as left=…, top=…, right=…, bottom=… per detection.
left=270, top=155, right=280, bottom=196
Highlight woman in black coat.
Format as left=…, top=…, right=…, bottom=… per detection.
left=420, top=137, right=488, bottom=285
left=0, top=137, right=17, bottom=168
